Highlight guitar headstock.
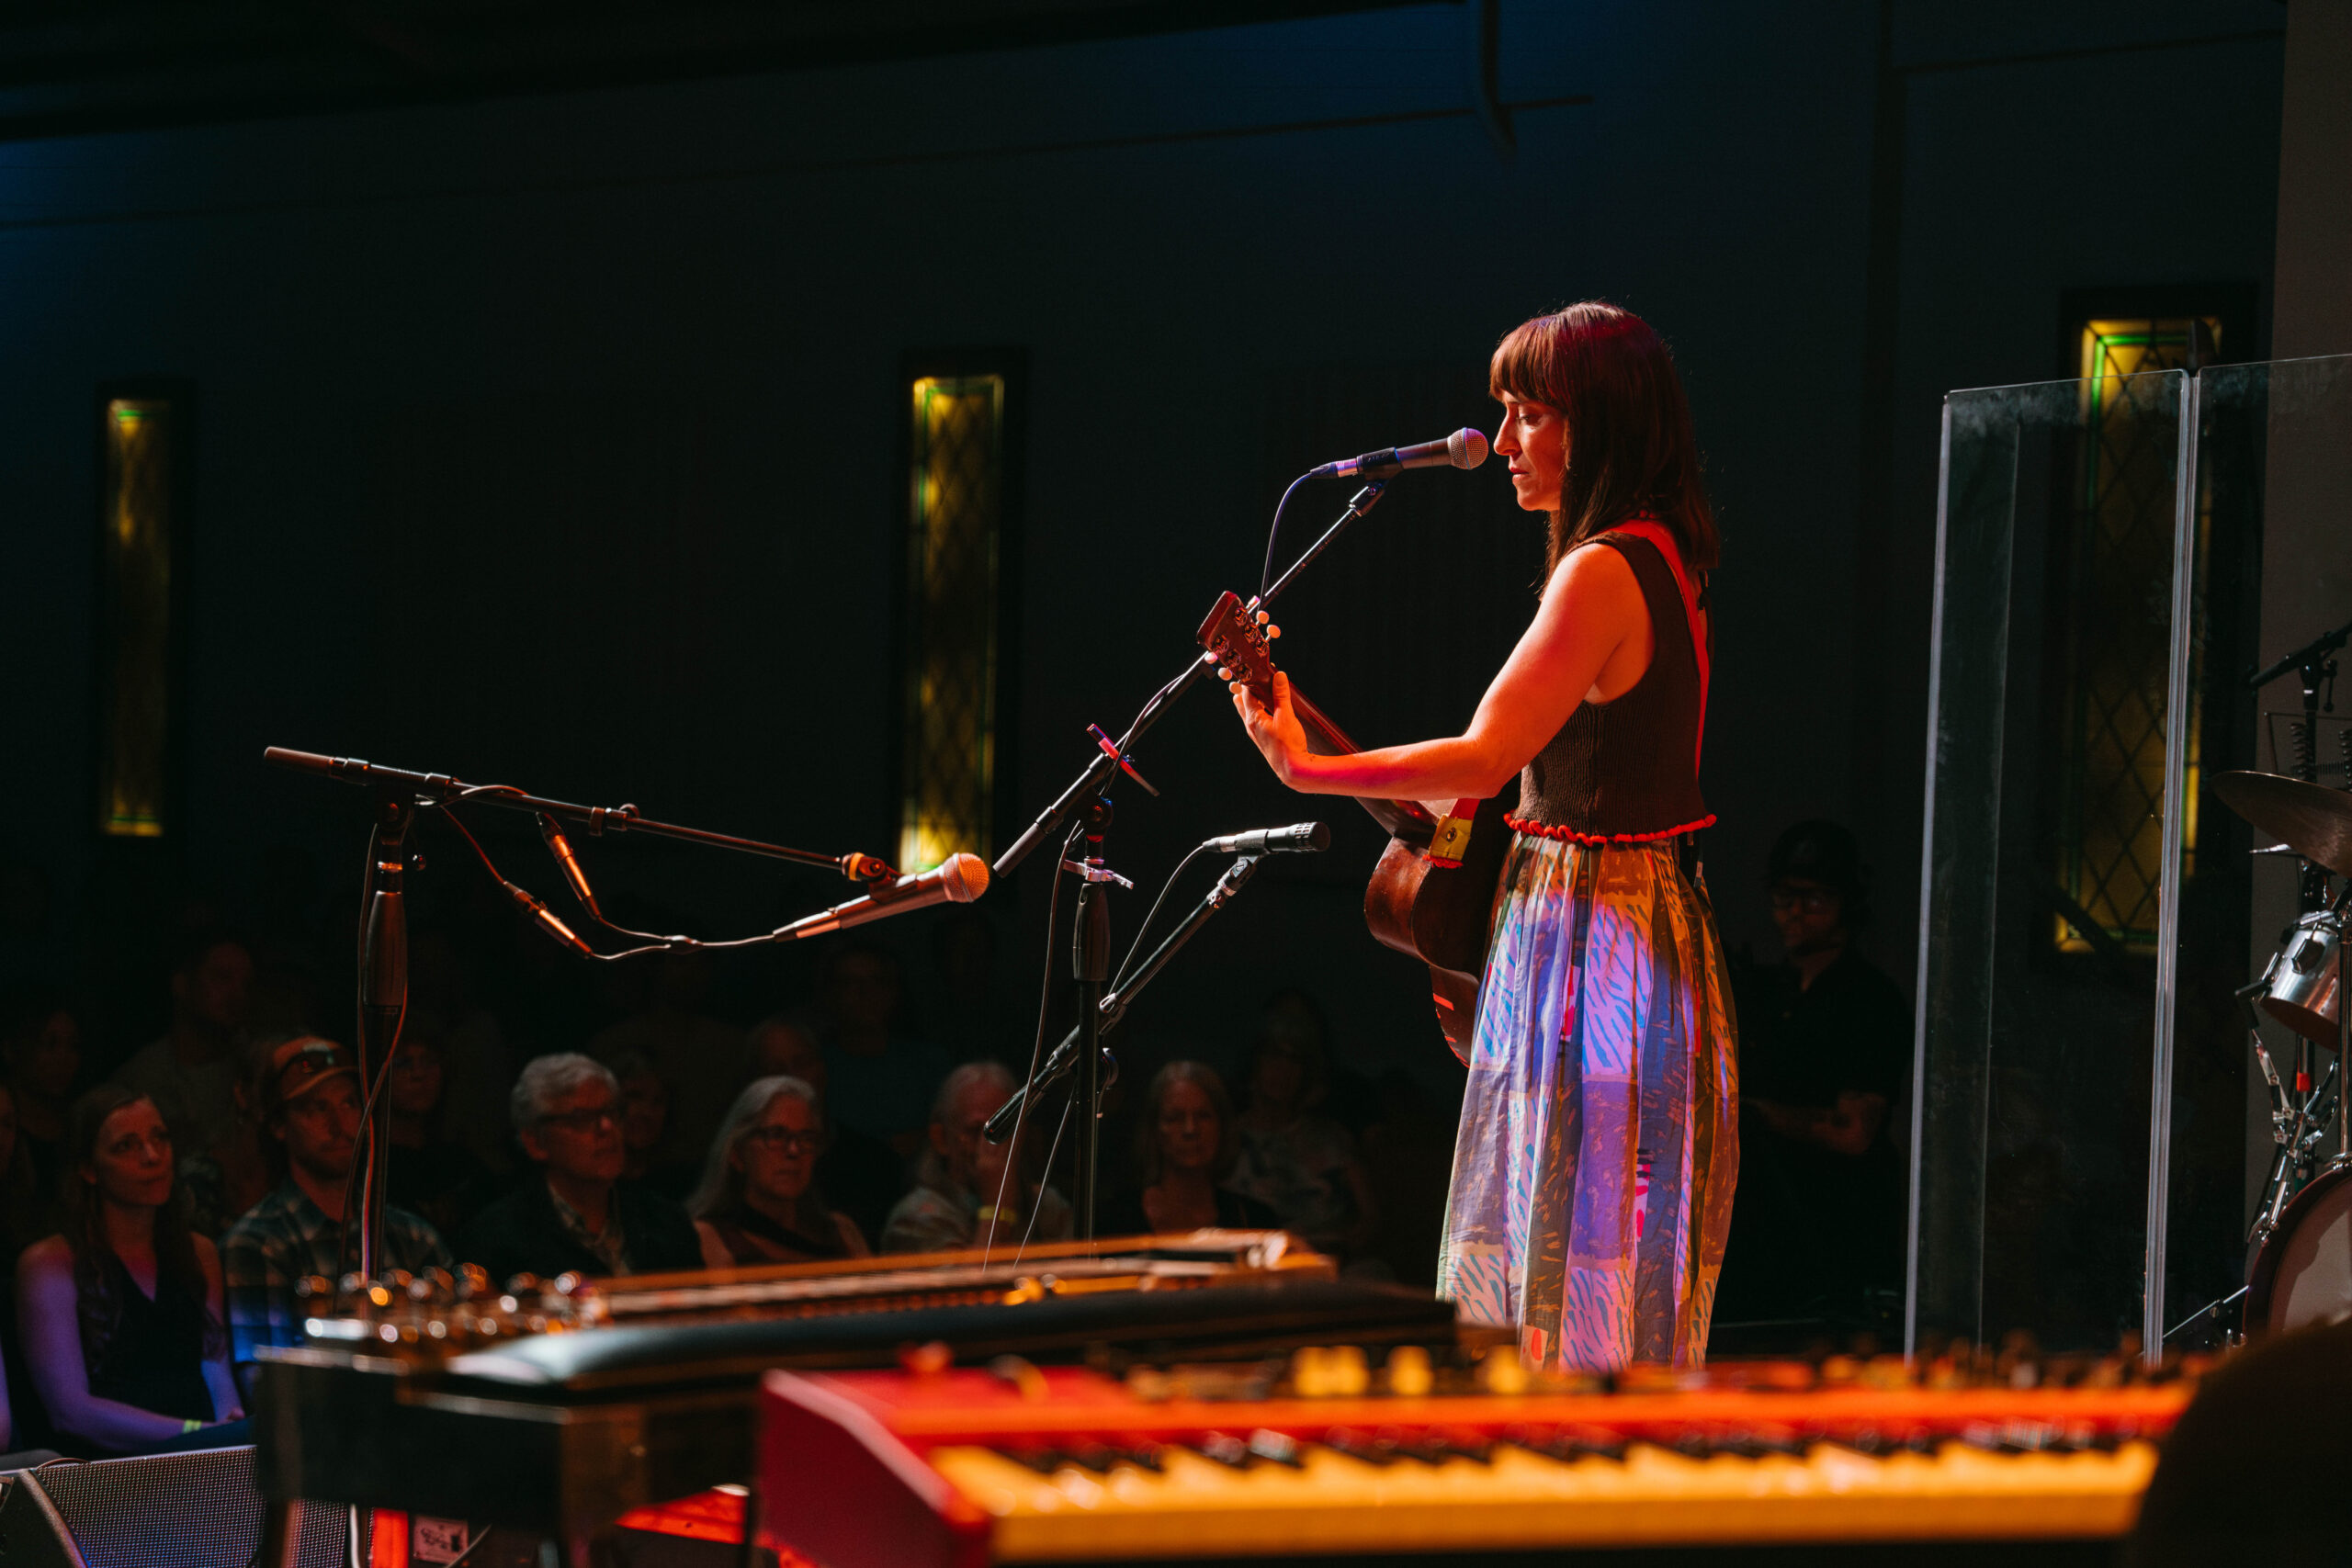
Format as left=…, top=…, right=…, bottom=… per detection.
left=1195, top=591, right=1280, bottom=702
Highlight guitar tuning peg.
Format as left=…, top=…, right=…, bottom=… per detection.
left=1266, top=626, right=1280, bottom=639
left=1217, top=666, right=1232, bottom=681
left=1255, top=611, right=1271, bottom=625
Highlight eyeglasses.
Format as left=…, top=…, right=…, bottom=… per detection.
left=539, top=1105, right=619, bottom=1134
left=743, top=1127, right=821, bottom=1155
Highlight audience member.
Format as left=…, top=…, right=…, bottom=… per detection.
left=408, top=929, right=519, bottom=1178
left=920, top=909, right=1030, bottom=1066
left=1098, top=1062, right=1278, bottom=1235
left=1356, top=1069, right=1457, bottom=1287
left=18, top=1088, right=243, bottom=1454
left=1716, top=819, right=1911, bottom=1326
left=220, top=1036, right=448, bottom=1385
left=746, top=1017, right=904, bottom=1247
left=386, top=1026, right=494, bottom=1237
left=690, top=1077, right=869, bottom=1267
left=586, top=947, right=742, bottom=1174
left=1226, top=1001, right=1377, bottom=1263
left=0, top=1082, right=47, bottom=1449
left=880, top=1063, right=1069, bottom=1254
left=454, top=1055, right=701, bottom=1283
left=0, top=985, right=78, bottom=1222
left=178, top=1033, right=282, bottom=1239
left=612, top=1051, right=698, bottom=1201
left=112, top=933, right=253, bottom=1157
left=817, top=943, right=949, bottom=1161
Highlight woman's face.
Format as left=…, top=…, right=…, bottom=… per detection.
left=734, top=1093, right=820, bottom=1208
left=620, top=1074, right=669, bottom=1152
left=387, top=1043, right=444, bottom=1118
left=1156, top=1079, right=1220, bottom=1176
left=1494, top=394, right=1569, bottom=513
left=9, top=1010, right=81, bottom=1100
left=86, top=1100, right=173, bottom=1210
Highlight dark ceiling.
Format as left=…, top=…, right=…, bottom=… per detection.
left=0, top=0, right=1438, bottom=141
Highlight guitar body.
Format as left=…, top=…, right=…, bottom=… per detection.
left=1198, top=592, right=1512, bottom=1056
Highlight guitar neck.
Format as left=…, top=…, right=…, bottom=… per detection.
left=1283, top=682, right=1436, bottom=838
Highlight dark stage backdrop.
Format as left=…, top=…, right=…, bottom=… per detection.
left=0, top=2, right=2286, bottom=1106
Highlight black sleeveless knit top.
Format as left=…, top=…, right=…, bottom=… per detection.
left=1510, top=528, right=1713, bottom=841
left=85, top=1254, right=216, bottom=1425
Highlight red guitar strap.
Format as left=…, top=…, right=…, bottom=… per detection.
left=1611, top=518, right=1710, bottom=772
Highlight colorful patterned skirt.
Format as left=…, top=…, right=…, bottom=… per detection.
left=1436, top=833, right=1739, bottom=1371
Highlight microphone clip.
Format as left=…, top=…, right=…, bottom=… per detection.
left=1061, top=857, right=1135, bottom=890
left=1087, top=725, right=1159, bottom=797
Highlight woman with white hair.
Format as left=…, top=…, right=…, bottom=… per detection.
left=689, top=1077, right=868, bottom=1268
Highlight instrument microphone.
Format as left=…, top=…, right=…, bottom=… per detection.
left=772, top=852, right=989, bottom=940
left=537, top=813, right=603, bottom=919
left=1204, top=821, right=1330, bottom=856
left=1309, top=428, right=1488, bottom=480
left=503, top=881, right=596, bottom=957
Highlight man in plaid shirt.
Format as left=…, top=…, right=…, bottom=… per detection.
left=221, top=1034, right=449, bottom=1389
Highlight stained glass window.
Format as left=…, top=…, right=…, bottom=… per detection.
left=96, top=394, right=180, bottom=840
left=2052, top=319, right=2219, bottom=953
left=898, top=372, right=1008, bottom=874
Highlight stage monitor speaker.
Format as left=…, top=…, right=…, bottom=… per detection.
left=0, top=1470, right=87, bottom=1568
left=17, top=1445, right=348, bottom=1568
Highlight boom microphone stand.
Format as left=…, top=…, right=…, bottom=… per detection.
left=267, top=747, right=887, bottom=1279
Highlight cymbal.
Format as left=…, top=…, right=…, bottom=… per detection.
left=2213, top=771, right=2352, bottom=877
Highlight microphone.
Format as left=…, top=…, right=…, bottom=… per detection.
left=537, top=813, right=603, bottom=919
left=1204, top=821, right=1330, bottom=856
left=502, top=881, right=595, bottom=957
left=1309, top=428, right=1488, bottom=480
left=772, top=852, right=989, bottom=940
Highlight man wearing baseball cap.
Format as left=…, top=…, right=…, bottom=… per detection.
left=220, top=1032, right=450, bottom=1388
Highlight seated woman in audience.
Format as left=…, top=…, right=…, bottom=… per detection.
left=1101, top=1062, right=1281, bottom=1236
left=1226, top=1014, right=1378, bottom=1263
left=385, top=1025, right=492, bottom=1236
left=0, top=984, right=82, bottom=1212
left=614, top=1051, right=698, bottom=1201
left=690, top=1077, right=869, bottom=1267
left=18, top=1087, right=242, bottom=1454
left=0, top=1081, right=48, bottom=1451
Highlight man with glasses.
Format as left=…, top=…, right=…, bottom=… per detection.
left=1715, top=820, right=1911, bottom=1335
left=221, top=1032, right=451, bottom=1392
left=454, top=1054, right=701, bottom=1285
left=880, top=1062, right=1070, bottom=1254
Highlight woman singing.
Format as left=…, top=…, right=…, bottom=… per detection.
left=1232, top=302, right=1737, bottom=1369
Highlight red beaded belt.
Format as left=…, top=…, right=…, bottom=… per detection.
left=1503, top=811, right=1716, bottom=845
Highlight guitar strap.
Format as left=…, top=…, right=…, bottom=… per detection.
left=1611, top=518, right=1710, bottom=773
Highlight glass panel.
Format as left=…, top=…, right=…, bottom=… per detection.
left=2167, top=355, right=2352, bottom=1351
left=1911, top=368, right=2188, bottom=1357
left=96, top=395, right=177, bottom=840
left=899, top=373, right=1005, bottom=874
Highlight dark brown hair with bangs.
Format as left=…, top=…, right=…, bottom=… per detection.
left=1489, top=301, right=1719, bottom=576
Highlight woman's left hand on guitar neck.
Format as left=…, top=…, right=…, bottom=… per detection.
left=1231, top=538, right=1657, bottom=802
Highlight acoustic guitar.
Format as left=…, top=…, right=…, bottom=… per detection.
left=1196, top=591, right=1512, bottom=1054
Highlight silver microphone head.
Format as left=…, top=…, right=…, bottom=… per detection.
left=1448, top=428, right=1490, bottom=469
